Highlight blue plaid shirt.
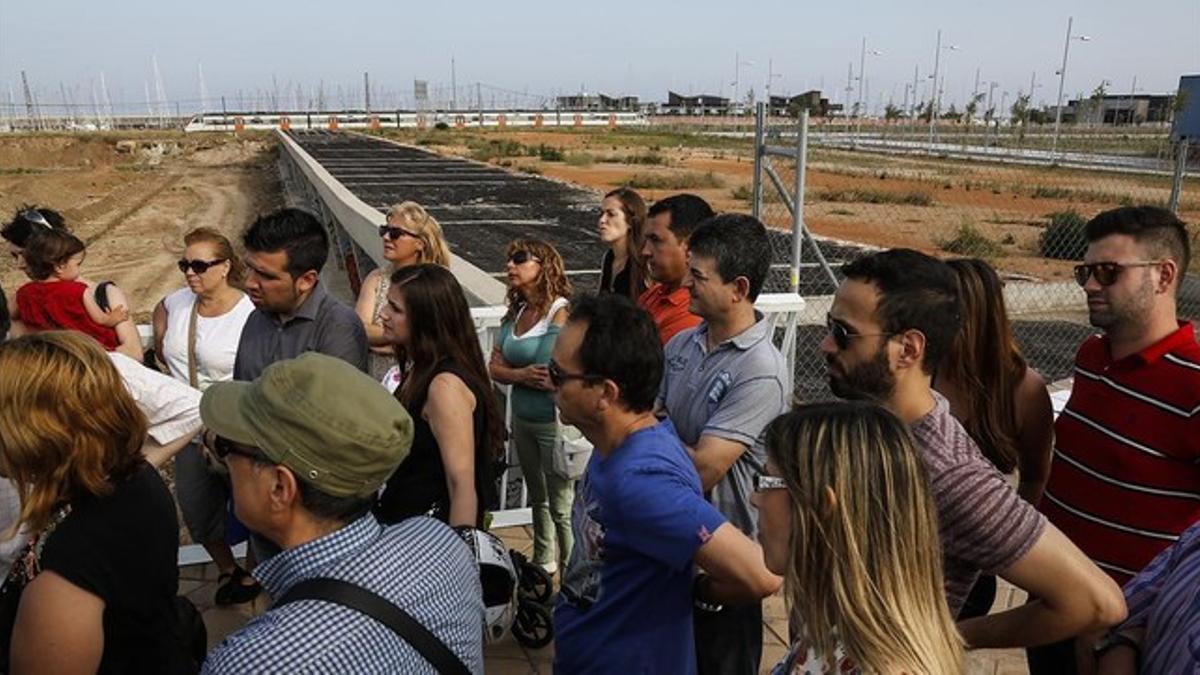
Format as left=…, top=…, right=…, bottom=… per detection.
left=203, top=514, right=484, bottom=674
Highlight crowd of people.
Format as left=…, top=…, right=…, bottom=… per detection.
left=0, top=194, right=1194, bottom=674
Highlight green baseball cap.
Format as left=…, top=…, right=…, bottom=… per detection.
left=200, top=352, right=413, bottom=498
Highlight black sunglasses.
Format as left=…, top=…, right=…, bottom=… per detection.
left=213, top=436, right=268, bottom=463
left=1073, top=261, right=1160, bottom=287
left=826, top=314, right=893, bottom=351
left=547, top=359, right=603, bottom=388
left=178, top=258, right=226, bottom=274
left=378, top=225, right=419, bottom=241
left=508, top=250, right=540, bottom=265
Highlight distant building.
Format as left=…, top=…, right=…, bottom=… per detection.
left=775, top=91, right=839, bottom=118
left=1055, top=93, right=1175, bottom=125
left=662, top=91, right=731, bottom=116
left=556, top=93, right=640, bottom=111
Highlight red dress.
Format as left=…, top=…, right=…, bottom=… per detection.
left=15, top=280, right=120, bottom=351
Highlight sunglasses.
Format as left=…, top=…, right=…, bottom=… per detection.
left=213, top=436, right=268, bottom=463
left=826, top=314, right=893, bottom=351
left=20, top=209, right=52, bottom=229
left=1072, top=261, right=1161, bottom=287
left=508, top=250, right=540, bottom=265
left=753, top=474, right=787, bottom=492
left=547, top=359, right=603, bottom=388
left=378, top=225, right=419, bottom=241
left=178, top=258, right=226, bottom=274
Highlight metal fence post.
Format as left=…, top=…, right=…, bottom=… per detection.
left=1169, top=138, right=1189, bottom=214
left=791, top=110, right=809, bottom=293
left=752, top=102, right=765, bottom=220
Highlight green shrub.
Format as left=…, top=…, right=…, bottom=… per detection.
left=1031, top=185, right=1071, bottom=199
left=730, top=185, right=752, bottom=201
left=469, top=139, right=526, bottom=161
left=622, top=171, right=725, bottom=190
left=817, top=188, right=933, bottom=206
left=565, top=152, right=595, bottom=167
left=528, top=144, right=564, bottom=162
left=1039, top=210, right=1088, bottom=260
left=624, top=152, right=668, bottom=165
left=938, top=222, right=1003, bottom=258
left=433, top=121, right=449, bottom=131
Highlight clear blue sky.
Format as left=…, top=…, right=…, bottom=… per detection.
left=1, top=0, right=1197, bottom=114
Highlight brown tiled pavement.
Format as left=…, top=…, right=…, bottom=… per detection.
left=193, top=524, right=1031, bottom=674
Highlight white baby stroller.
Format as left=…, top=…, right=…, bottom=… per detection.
left=460, top=528, right=555, bottom=648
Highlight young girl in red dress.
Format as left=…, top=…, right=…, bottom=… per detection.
left=15, top=228, right=126, bottom=350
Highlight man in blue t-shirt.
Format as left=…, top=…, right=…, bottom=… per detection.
left=550, top=293, right=781, bottom=675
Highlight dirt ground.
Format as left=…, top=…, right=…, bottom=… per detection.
left=380, top=127, right=1200, bottom=282
left=0, top=131, right=282, bottom=322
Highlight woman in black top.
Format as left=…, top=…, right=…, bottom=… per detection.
left=0, top=332, right=182, bottom=675
left=375, top=264, right=505, bottom=528
left=597, top=187, right=648, bottom=299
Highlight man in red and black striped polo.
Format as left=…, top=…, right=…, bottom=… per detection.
left=1034, top=205, right=1200, bottom=674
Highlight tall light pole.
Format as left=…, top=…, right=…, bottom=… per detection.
left=732, top=53, right=754, bottom=115
left=765, top=59, right=783, bottom=114
left=927, top=29, right=961, bottom=152
left=856, top=37, right=882, bottom=138
left=1051, top=16, right=1092, bottom=160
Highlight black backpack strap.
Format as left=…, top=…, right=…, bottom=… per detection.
left=275, top=577, right=471, bottom=675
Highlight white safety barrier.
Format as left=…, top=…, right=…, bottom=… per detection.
left=184, top=110, right=648, bottom=133
left=153, top=292, right=803, bottom=564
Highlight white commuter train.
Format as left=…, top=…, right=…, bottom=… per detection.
left=184, top=110, right=647, bottom=132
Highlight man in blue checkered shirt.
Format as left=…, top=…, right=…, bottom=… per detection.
left=199, top=353, right=484, bottom=674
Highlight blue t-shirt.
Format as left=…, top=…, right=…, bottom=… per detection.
left=553, top=420, right=727, bottom=675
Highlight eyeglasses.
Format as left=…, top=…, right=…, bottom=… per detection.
left=753, top=474, right=787, bottom=492
left=547, top=359, right=603, bottom=388
left=826, top=314, right=893, bottom=351
left=378, top=225, right=420, bottom=241
left=1073, top=261, right=1161, bottom=287
left=20, top=209, right=52, bottom=229
left=213, top=436, right=268, bottom=463
left=508, top=250, right=540, bottom=266
left=177, top=258, right=226, bottom=274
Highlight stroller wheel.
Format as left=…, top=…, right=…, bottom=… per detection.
left=517, top=558, right=553, bottom=604
left=512, top=601, right=554, bottom=649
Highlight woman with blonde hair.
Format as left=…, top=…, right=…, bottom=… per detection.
left=152, top=226, right=259, bottom=606
left=0, top=332, right=183, bottom=674
left=489, top=239, right=573, bottom=574
left=355, top=201, right=452, bottom=381
left=754, top=401, right=963, bottom=674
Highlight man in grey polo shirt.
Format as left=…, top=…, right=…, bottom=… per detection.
left=658, top=213, right=789, bottom=675
left=234, top=208, right=368, bottom=381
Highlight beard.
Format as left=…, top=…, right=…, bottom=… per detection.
left=827, top=343, right=896, bottom=402
left=1087, top=271, right=1155, bottom=330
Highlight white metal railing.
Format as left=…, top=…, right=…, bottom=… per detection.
left=150, top=293, right=803, bottom=562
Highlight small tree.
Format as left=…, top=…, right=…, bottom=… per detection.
left=963, top=93, right=985, bottom=129
left=941, top=104, right=962, bottom=122
left=884, top=103, right=903, bottom=123
left=1011, top=93, right=1032, bottom=143
left=919, top=100, right=934, bottom=122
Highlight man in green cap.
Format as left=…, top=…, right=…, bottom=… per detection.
left=200, top=353, right=484, bottom=674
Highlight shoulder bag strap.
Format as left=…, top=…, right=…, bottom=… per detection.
left=275, top=577, right=471, bottom=675
left=186, top=298, right=200, bottom=389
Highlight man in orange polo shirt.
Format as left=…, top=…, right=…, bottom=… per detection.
left=638, top=194, right=715, bottom=344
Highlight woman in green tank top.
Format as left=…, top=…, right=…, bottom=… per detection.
left=489, top=239, right=574, bottom=574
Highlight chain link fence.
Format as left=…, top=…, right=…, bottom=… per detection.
left=753, top=103, right=1200, bottom=403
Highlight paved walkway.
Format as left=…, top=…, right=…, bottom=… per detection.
left=190, top=524, right=1031, bottom=674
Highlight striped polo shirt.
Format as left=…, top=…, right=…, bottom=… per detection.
left=1042, top=321, right=1200, bottom=585
left=1116, top=519, right=1200, bottom=672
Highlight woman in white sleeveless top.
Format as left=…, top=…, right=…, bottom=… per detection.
left=152, top=227, right=257, bottom=605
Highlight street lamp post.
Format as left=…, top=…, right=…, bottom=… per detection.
left=1051, top=16, right=1092, bottom=160
left=765, top=59, right=783, bottom=115
left=855, top=37, right=883, bottom=143
left=927, top=29, right=960, bottom=153
left=732, top=53, right=755, bottom=116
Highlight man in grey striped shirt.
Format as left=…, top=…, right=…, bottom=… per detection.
left=822, top=248, right=1125, bottom=653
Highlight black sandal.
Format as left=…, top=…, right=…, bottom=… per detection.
left=215, top=566, right=262, bottom=606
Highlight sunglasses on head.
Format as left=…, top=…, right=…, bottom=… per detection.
left=508, top=250, right=540, bottom=265
left=378, top=225, right=419, bottom=241
left=178, top=258, right=226, bottom=274
left=825, top=314, right=893, bottom=351
left=20, top=209, right=52, bottom=229
left=547, top=359, right=603, bottom=388
left=1072, top=260, right=1161, bottom=287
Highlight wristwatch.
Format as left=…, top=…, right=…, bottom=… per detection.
left=692, top=574, right=724, bottom=613
left=1092, top=631, right=1141, bottom=662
